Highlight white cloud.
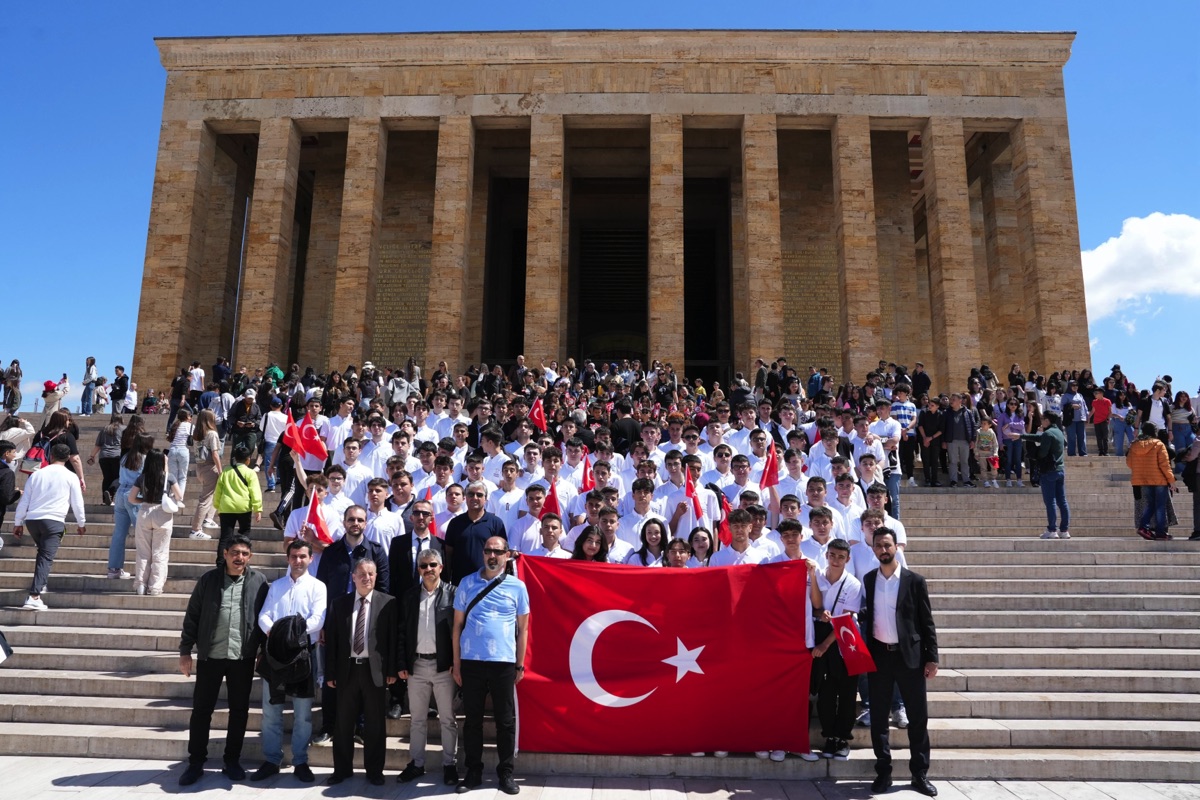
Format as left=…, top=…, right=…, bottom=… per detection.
left=1089, top=337, right=1100, bottom=349
left=1082, top=212, right=1200, bottom=321
left=1117, top=318, right=1137, bottom=336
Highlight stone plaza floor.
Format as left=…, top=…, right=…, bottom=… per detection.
left=3, top=757, right=1197, bottom=800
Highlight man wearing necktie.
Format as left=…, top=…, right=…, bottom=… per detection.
left=323, top=557, right=398, bottom=786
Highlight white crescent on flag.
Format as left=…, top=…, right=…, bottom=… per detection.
left=838, top=624, right=859, bottom=653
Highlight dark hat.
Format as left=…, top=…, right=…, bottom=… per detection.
left=269, top=396, right=283, bottom=406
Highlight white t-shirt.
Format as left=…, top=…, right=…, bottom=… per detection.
left=189, top=368, right=205, bottom=392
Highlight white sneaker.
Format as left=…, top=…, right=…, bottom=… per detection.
left=856, top=709, right=871, bottom=727
left=690, top=752, right=705, bottom=757
left=1017, top=480, right=1025, bottom=487
left=907, top=477, right=917, bottom=487
left=1059, top=530, right=1071, bottom=540
left=1006, top=480, right=1013, bottom=487
left=799, top=751, right=820, bottom=762
left=189, top=531, right=212, bottom=540
left=107, top=569, right=131, bottom=579
left=892, top=707, right=909, bottom=728
left=713, top=751, right=729, bottom=758
left=135, top=585, right=146, bottom=596
left=769, top=750, right=786, bottom=762
left=834, top=741, right=850, bottom=761
left=755, top=751, right=770, bottom=759
left=202, top=519, right=220, bottom=529
left=1040, top=530, right=1059, bottom=539
left=22, top=595, right=47, bottom=610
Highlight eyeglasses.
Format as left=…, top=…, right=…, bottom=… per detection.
left=483, top=548, right=508, bottom=555
left=466, top=491, right=486, bottom=498
left=417, top=563, right=440, bottom=570
left=683, top=435, right=700, bottom=441
left=411, top=510, right=432, bottom=518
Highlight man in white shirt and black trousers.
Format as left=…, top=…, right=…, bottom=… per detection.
left=858, top=527, right=939, bottom=797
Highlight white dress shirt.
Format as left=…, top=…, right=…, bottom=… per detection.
left=258, top=571, right=328, bottom=644
left=708, top=544, right=769, bottom=567
left=872, top=565, right=903, bottom=644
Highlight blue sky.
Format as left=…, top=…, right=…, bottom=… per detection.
left=2, top=1, right=1197, bottom=411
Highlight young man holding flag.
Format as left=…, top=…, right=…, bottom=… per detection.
left=809, top=537, right=865, bottom=761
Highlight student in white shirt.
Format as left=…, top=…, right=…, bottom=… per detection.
left=686, top=526, right=716, bottom=568
left=700, top=444, right=736, bottom=491
left=529, top=513, right=572, bottom=559
left=339, top=438, right=376, bottom=506
left=829, top=474, right=866, bottom=533
left=778, top=447, right=809, bottom=501
left=363, top=478, right=404, bottom=555
left=625, top=517, right=668, bottom=567
left=708, top=509, right=769, bottom=567
left=746, top=504, right=781, bottom=558
left=324, top=397, right=356, bottom=457
left=597, top=507, right=633, bottom=564
left=510, top=485, right=548, bottom=554
left=799, top=477, right=850, bottom=541
left=809, top=536, right=863, bottom=761
left=722, top=454, right=761, bottom=505
left=486, top=458, right=524, bottom=532
left=283, top=473, right=344, bottom=577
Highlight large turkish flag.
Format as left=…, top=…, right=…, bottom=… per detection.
left=516, top=557, right=811, bottom=755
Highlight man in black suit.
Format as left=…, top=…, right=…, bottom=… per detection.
left=386, top=498, right=445, bottom=719
left=323, top=557, right=398, bottom=786
left=312, top=505, right=389, bottom=746
left=396, top=547, right=459, bottom=786
left=859, top=527, right=939, bottom=797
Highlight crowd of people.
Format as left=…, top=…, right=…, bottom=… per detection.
left=2, top=352, right=1199, bottom=796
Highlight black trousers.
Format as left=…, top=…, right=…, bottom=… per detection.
left=188, top=657, right=256, bottom=766
left=868, top=648, right=930, bottom=779
left=816, top=651, right=858, bottom=740
left=899, top=437, right=918, bottom=479
left=461, top=659, right=516, bottom=777
left=333, top=661, right=387, bottom=777
left=1095, top=421, right=1110, bottom=456
left=216, top=512, right=253, bottom=566
left=919, top=442, right=940, bottom=484
left=98, top=456, right=121, bottom=497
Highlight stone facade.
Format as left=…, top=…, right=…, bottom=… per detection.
left=133, top=29, right=1091, bottom=392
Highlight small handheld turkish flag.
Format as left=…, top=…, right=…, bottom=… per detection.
left=299, top=414, right=328, bottom=461
left=684, top=469, right=704, bottom=520
left=529, top=397, right=548, bottom=433
left=715, top=489, right=733, bottom=547
left=517, top=557, right=811, bottom=754
left=305, top=487, right=334, bottom=544
left=579, top=446, right=595, bottom=492
left=831, top=613, right=876, bottom=675
left=540, top=481, right=561, bottom=519
left=281, top=409, right=305, bottom=454
left=425, top=486, right=440, bottom=539
left=760, top=439, right=780, bottom=489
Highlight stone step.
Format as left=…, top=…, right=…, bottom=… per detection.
left=0, top=608, right=183, bottom=632
left=927, top=691, right=1200, bottom=721
left=910, top=537, right=1200, bottom=552
left=914, top=550, right=1200, bottom=565
left=938, top=628, right=1200, bottom=648
left=0, top=558, right=288, bottom=580
left=927, top=579, right=1200, bottom=596
left=3, top=624, right=179, bottom=652
left=933, top=610, right=1199, bottom=629
left=932, top=593, right=1199, bottom=611
left=910, top=564, right=1198, bottom=579
left=0, top=589, right=190, bottom=611
left=1, top=723, right=1198, bottom=782
left=940, top=647, right=1200, bottom=671
left=951, top=669, right=1200, bottom=694
left=0, top=545, right=288, bottom=565
left=0, top=574, right=202, bottom=596
left=0, top=669, right=263, bottom=701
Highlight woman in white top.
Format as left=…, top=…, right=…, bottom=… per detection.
left=81, top=357, right=99, bottom=416
left=167, top=408, right=194, bottom=495
left=626, top=517, right=667, bottom=566
left=686, top=526, right=715, bottom=568
left=664, top=538, right=691, bottom=568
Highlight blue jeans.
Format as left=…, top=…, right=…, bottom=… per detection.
left=886, top=470, right=901, bottom=519
left=1003, top=440, right=1024, bottom=479
left=1113, top=417, right=1134, bottom=457
left=261, top=691, right=313, bottom=767
left=262, top=441, right=277, bottom=490
left=1039, top=470, right=1069, bottom=532
left=1138, top=485, right=1170, bottom=535
left=1066, top=420, right=1087, bottom=456
left=81, top=383, right=94, bottom=415
left=1173, top=425, right=1195, bottom=473
left=109, top=488, right=136, bottom=571
left=168, top=445, right=190, bottom=495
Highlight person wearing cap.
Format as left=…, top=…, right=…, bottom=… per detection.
left=229, top=388, right=263, bottom=459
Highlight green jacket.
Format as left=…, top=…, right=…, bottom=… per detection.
left=1020, top=425, right=1066, bottom=472
left=213, top=463, right=262, bottom=514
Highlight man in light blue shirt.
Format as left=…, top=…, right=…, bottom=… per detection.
left=451, top=537, right=529, bottom=795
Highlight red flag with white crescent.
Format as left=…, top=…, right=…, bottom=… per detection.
left=715, top=491, right=733, bottom=547
left=529, top=397, right=548, bottom=433
left=516, top=557, right=811, bottom=754
left=579, top=446, right=595, bottom=492
left=305, top=487, right=334, bottom=544
left=299, top=414, right=328, bottom=461
left=831, top=613, right=877, bottom=676
left=759, top=439, right=780, bottom=489
left=281, top=409, right=305, bottom=454
left=684, top=469, right=703, bottom=520
left=540, top=480, right=561, bottom=519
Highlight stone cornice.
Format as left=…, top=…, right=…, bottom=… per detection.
left=157, top=30, right=1075, bottom=71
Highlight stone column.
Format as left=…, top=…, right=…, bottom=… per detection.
left=980, top=148, right=1025, bottom=372
left=921, top=117, right=981, bottom=390
left=741, top=114, right=785, bottom=368
left=1010, top=117, right=1091, bottom=371
left=648, top=114, right=686, bottom=371
left=524, top=114, right=565, bottom=364
left=133, top=120, right=215, bottom=390
left=297, top=143, right=345, bottom=370
left=235, top=117, right=301, bottom=368
left=329, top=118, right=387, bottom=370
left=426, top=115, right=475, bottom=373
left=832, top=115, right=884, bottom=383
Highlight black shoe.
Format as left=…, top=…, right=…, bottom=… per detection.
left=1189, top=532, right=1200, bottom=541
left=325, top=772, right=350, bottom=786
left=457, top=770, right=483, bottom=793
left=931, top=481, right=942, bottom=487
left=911, top=775, right=938, bottom=796
left=1153, top=532, right=1174, bottom=541
left=222, top=761, right=245, bottom=781
left=250, top=761, right=280, bottom=781
left=398, top=762, right=425, bottom=783
left=819, top=737, right=837, bottom=759
left=102, top=490, right=112, bottom=505
left=269, top=511, right=284, bottom=530
left=179, top=764, right=204, bottom=786
left=387, top=703, right=403, bottom=720
left=353, top=727, right=365, bottom=745
left=444, top=765, right=459, bottom=785
left=948, top=481, right=957, bottom=488
left=499, top=773, right=520, bottom=795
left=294, top=763, right=315, bottom=783
left=964, top=481, right=976, bottom=488
left=871, top=774, right=892, bottom=794
left=310, top=731, right=332, bottom=746
left=367, top=773, right=386, bottom=786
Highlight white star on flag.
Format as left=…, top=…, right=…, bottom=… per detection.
left=662, top=638, right=705, bottom=683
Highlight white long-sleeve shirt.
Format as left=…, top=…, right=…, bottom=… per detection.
left=14, top=463, right=85, bottom=526
left=258, top=571, right=327, bottom=644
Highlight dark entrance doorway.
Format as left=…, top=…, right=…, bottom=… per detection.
left=481, top=177, right=529, bottom=363
left=683, top=178, right=733, bottom=388
left=568, top=178, right=649, bottom=363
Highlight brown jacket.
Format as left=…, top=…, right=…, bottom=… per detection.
left=1125, top=438, right=1175, bottom=487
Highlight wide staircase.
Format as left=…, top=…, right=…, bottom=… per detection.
left=0, top=415, right=1196, bottom=782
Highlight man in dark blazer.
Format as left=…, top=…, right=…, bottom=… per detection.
left=312, top=504, right=389, bottom=745
left=396, top=547, right=459, bottom=786
left=323, top=556, right=398, bottom=786
left=386, top=497, right=445, bottom=718
left=858, top=527, right=939, bottom=797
